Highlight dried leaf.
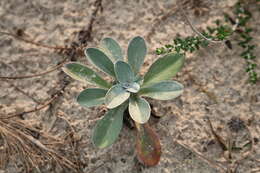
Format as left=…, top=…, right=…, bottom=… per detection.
left=135, top=123, right=161, bottom=166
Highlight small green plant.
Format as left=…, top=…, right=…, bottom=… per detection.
left=156, top=0, right=258, bottom=84
left=155, top=21, right=233, bottom=55
left=62, top=36, right=184, bottom=166
left=232, top=1, right=258, bottom=83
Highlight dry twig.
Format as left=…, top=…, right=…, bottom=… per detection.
left=0, top=0, right=104, bottom=172
left=0, top=92, right=60, bottom=119
left=0, top=31, right=67, bottom=50
left=0, top=118, right=78, bottom=172
left=175, top=139, right=226, bottom=172
left=3, top=80, right=40, bottom=104
left=206, top=117, right=228, bottom=151
left=179, top=7, right=223, bottom=43
left=0, top=58, right=67, bottom=79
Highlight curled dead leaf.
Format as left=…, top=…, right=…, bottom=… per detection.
left=135, top=123, right=161, bottom=166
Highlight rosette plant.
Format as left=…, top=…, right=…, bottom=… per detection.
left=62, top=36, right=184, bottom=166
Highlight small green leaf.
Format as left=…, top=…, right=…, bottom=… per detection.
left=127, top=36, right=147, bottom=74
left=143, top=53, right=184, bottom=87
left=136, top=123, right=161, bottom=166
left=139, top=81, right=183, bottom=100
left=105, top=84, right=130, bottom=109
left=135, top=75, right=144, bottom=86
left=85, top=48, right=115, bottom=77
left=77, top=88, right=107, bottom=108
left=122, top=82, right=140, bottom=93
left=100, top=38, right=123, bottom=62
left=62, top=62, right=111, bottom=89
left=129, top=97, right=150, bottom=124
left=114, top=61, right=135, bottom=83
left=92, top=103, right=127, bottom=148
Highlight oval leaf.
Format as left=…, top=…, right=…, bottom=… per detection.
left=115, top=61, right=135, bottom=83
left=92, top=103, right=127, bottom=148
left=77, top=88, right=107, bottom=108
left=136, top=123, right=161, bottom=166
left=139, top=81, right=183, bottom=100
left=129, top=97, right=150, bottom=124
left=106, top=84, right=130, bottom=109
left=62, top=62, right=111, bottom=89
left=100, top=37, right=123, bottom=62
left=85, top=48, right=115, bottom=77
left=143, top=53, right=184, bottom=87
left=127, top=36, right=147, bottom=74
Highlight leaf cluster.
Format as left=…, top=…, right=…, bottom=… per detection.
left=62, top=36, right=184, bottom=149
left=155, top=22, right=232, bottom=55
left=233, top=1, right=258, bottom=83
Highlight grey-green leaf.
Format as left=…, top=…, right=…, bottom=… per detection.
left=114, top=61, right=135, bottom=83
left=92, top=103, right=127, bottom=148
left=122, top=82, right=140, bottom=93
left=77, top=88, right=107, bottom=108
left=105, top=84, right=130, bottom=109
left=142, top=53, right=184, bottom=87
left=134, top=75, right=144, bottom=86
left=129, top=97, right=150, bottom=124
left=139, top=81, right=183, bottom=100
left=127, top=36, right=147, bottom=74
left=62, top=62, right=111, bottom=89
left=100, top=38, right=123, bottom=62
left=85, top=48, right=115, bottom=77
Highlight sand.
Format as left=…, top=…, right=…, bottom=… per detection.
left=0, top=0, right=259, bottom=172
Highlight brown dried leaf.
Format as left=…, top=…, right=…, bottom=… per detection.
left=135, top=123, right=161, bottom=166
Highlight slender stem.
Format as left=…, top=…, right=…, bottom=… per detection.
left=134, top=122, right=141, bottom=131
left=1, top=93, right=59, bottom=119
left=0, top=59, right=67, bottom=79
left=0, top=31, right=67, bottom=50
left=180, top=8, right=223, bottom=43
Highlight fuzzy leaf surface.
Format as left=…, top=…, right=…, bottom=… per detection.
left=92, top=103, right=127, bottom=148
left=85, top=48, right=115, bottom=77
left=122, top=82, right=140, bottom=93
left=77, top=88, right=107, bottom=108
left=143, top=53, right=184, bottom=87
left=62, top=62, right=111, bottom=89
left=129, top=97, right=150, bottom=124
left=100, top=37, right=123, bottom=62
left=139, top=81, right=183, bottom=100
left=127, top=36, right=147, bottom=74
left=105, top=84, right=130, bottom=109
left=114, top=61, right=135, bottom=83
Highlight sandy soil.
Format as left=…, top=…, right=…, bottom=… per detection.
left=0, top=0, right=259, bottom=172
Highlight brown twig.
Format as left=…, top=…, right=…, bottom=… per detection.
left=232, top=125, right=255, bottom=171
left=206, top=117, right=255, bottom=172
left=0, top=0, right=104, bottom=172
left=0, top=92, right=59, bottom=119
left=175, top=139, right=226, bottom=172
left=77, top=0, right=102, bottom=46
left=0, top=31, right=67, bottom=50
left=0, top=118, right=78, bottom=172
left=179, top=8, right=224, bottom=44
left=56, top=112, right=83, bottom=170
left=0, top=58, right=67, bottom=79
left=206, top=117, right=228, bottom=151
left=180, top=4, right=242, bottom=46
left=3, top=80, right=40, bottom=104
